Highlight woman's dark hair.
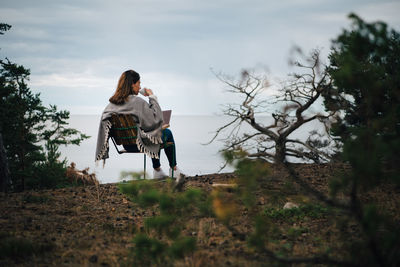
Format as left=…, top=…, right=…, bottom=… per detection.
left=109, top=70, right=140, bottom=105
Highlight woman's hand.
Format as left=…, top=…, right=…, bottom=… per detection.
left=144, top=88, right=154, bottom=96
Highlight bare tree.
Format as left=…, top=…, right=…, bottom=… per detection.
left=209, top=49, right=339, bottom=164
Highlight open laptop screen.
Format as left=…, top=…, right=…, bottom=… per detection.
left=163, top=110, right=172, bottom=125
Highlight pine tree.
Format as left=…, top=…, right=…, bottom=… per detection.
left=0, top=24, right=89, bottom=191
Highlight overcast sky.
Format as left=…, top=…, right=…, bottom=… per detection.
left=1, top=0, right=399, bottom=115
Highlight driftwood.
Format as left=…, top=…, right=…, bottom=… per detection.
left=65, top=162, right=98, bottom=186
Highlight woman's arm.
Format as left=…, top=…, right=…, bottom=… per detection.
left=130, top=95, right=163, bottom=131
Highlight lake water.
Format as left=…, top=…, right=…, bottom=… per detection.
left=60, top=115, right=325, bottom=184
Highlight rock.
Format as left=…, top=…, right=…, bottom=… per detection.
left=283, top=202, right=299, bottom=209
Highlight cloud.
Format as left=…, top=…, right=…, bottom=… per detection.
left=356, top=1, right=400, bottom=28
left=24, top=56, right=124, bottom=76
left=137, top=71, right=243, bottom=115
left=2, top=0, right=399, bottom=116
left=26, top=65, right=233, bottom=115
left=308, top=1, right=400, bottom=29
left=30, top=73, right=113, bottom=89
left=2, top=41, right=55, bottom=54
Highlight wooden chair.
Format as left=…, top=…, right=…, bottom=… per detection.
left=109, top=113, right=175, bottom=179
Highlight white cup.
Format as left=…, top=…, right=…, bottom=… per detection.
left=139, top=88, right=146, bottom=96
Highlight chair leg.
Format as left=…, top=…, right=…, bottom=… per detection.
left=172, top=145, right=175, bottom=178
left=144, top=154, right=146, bottom=179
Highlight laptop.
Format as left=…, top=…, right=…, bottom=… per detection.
left=162, top=110, right=172, bottom=128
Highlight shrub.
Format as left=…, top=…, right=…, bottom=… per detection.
left=120, top=178, right=212, bottom=265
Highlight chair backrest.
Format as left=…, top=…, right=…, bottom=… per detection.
left=109, top=114, right=138, bottom=146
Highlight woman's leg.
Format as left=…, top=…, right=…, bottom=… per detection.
left=162, top=129, right=177, bottom=168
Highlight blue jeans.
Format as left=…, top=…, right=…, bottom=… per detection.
left=123, top=128, right=177, bottom=169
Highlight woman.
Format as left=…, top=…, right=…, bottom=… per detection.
left=95, top=70, right=182, bottom=180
